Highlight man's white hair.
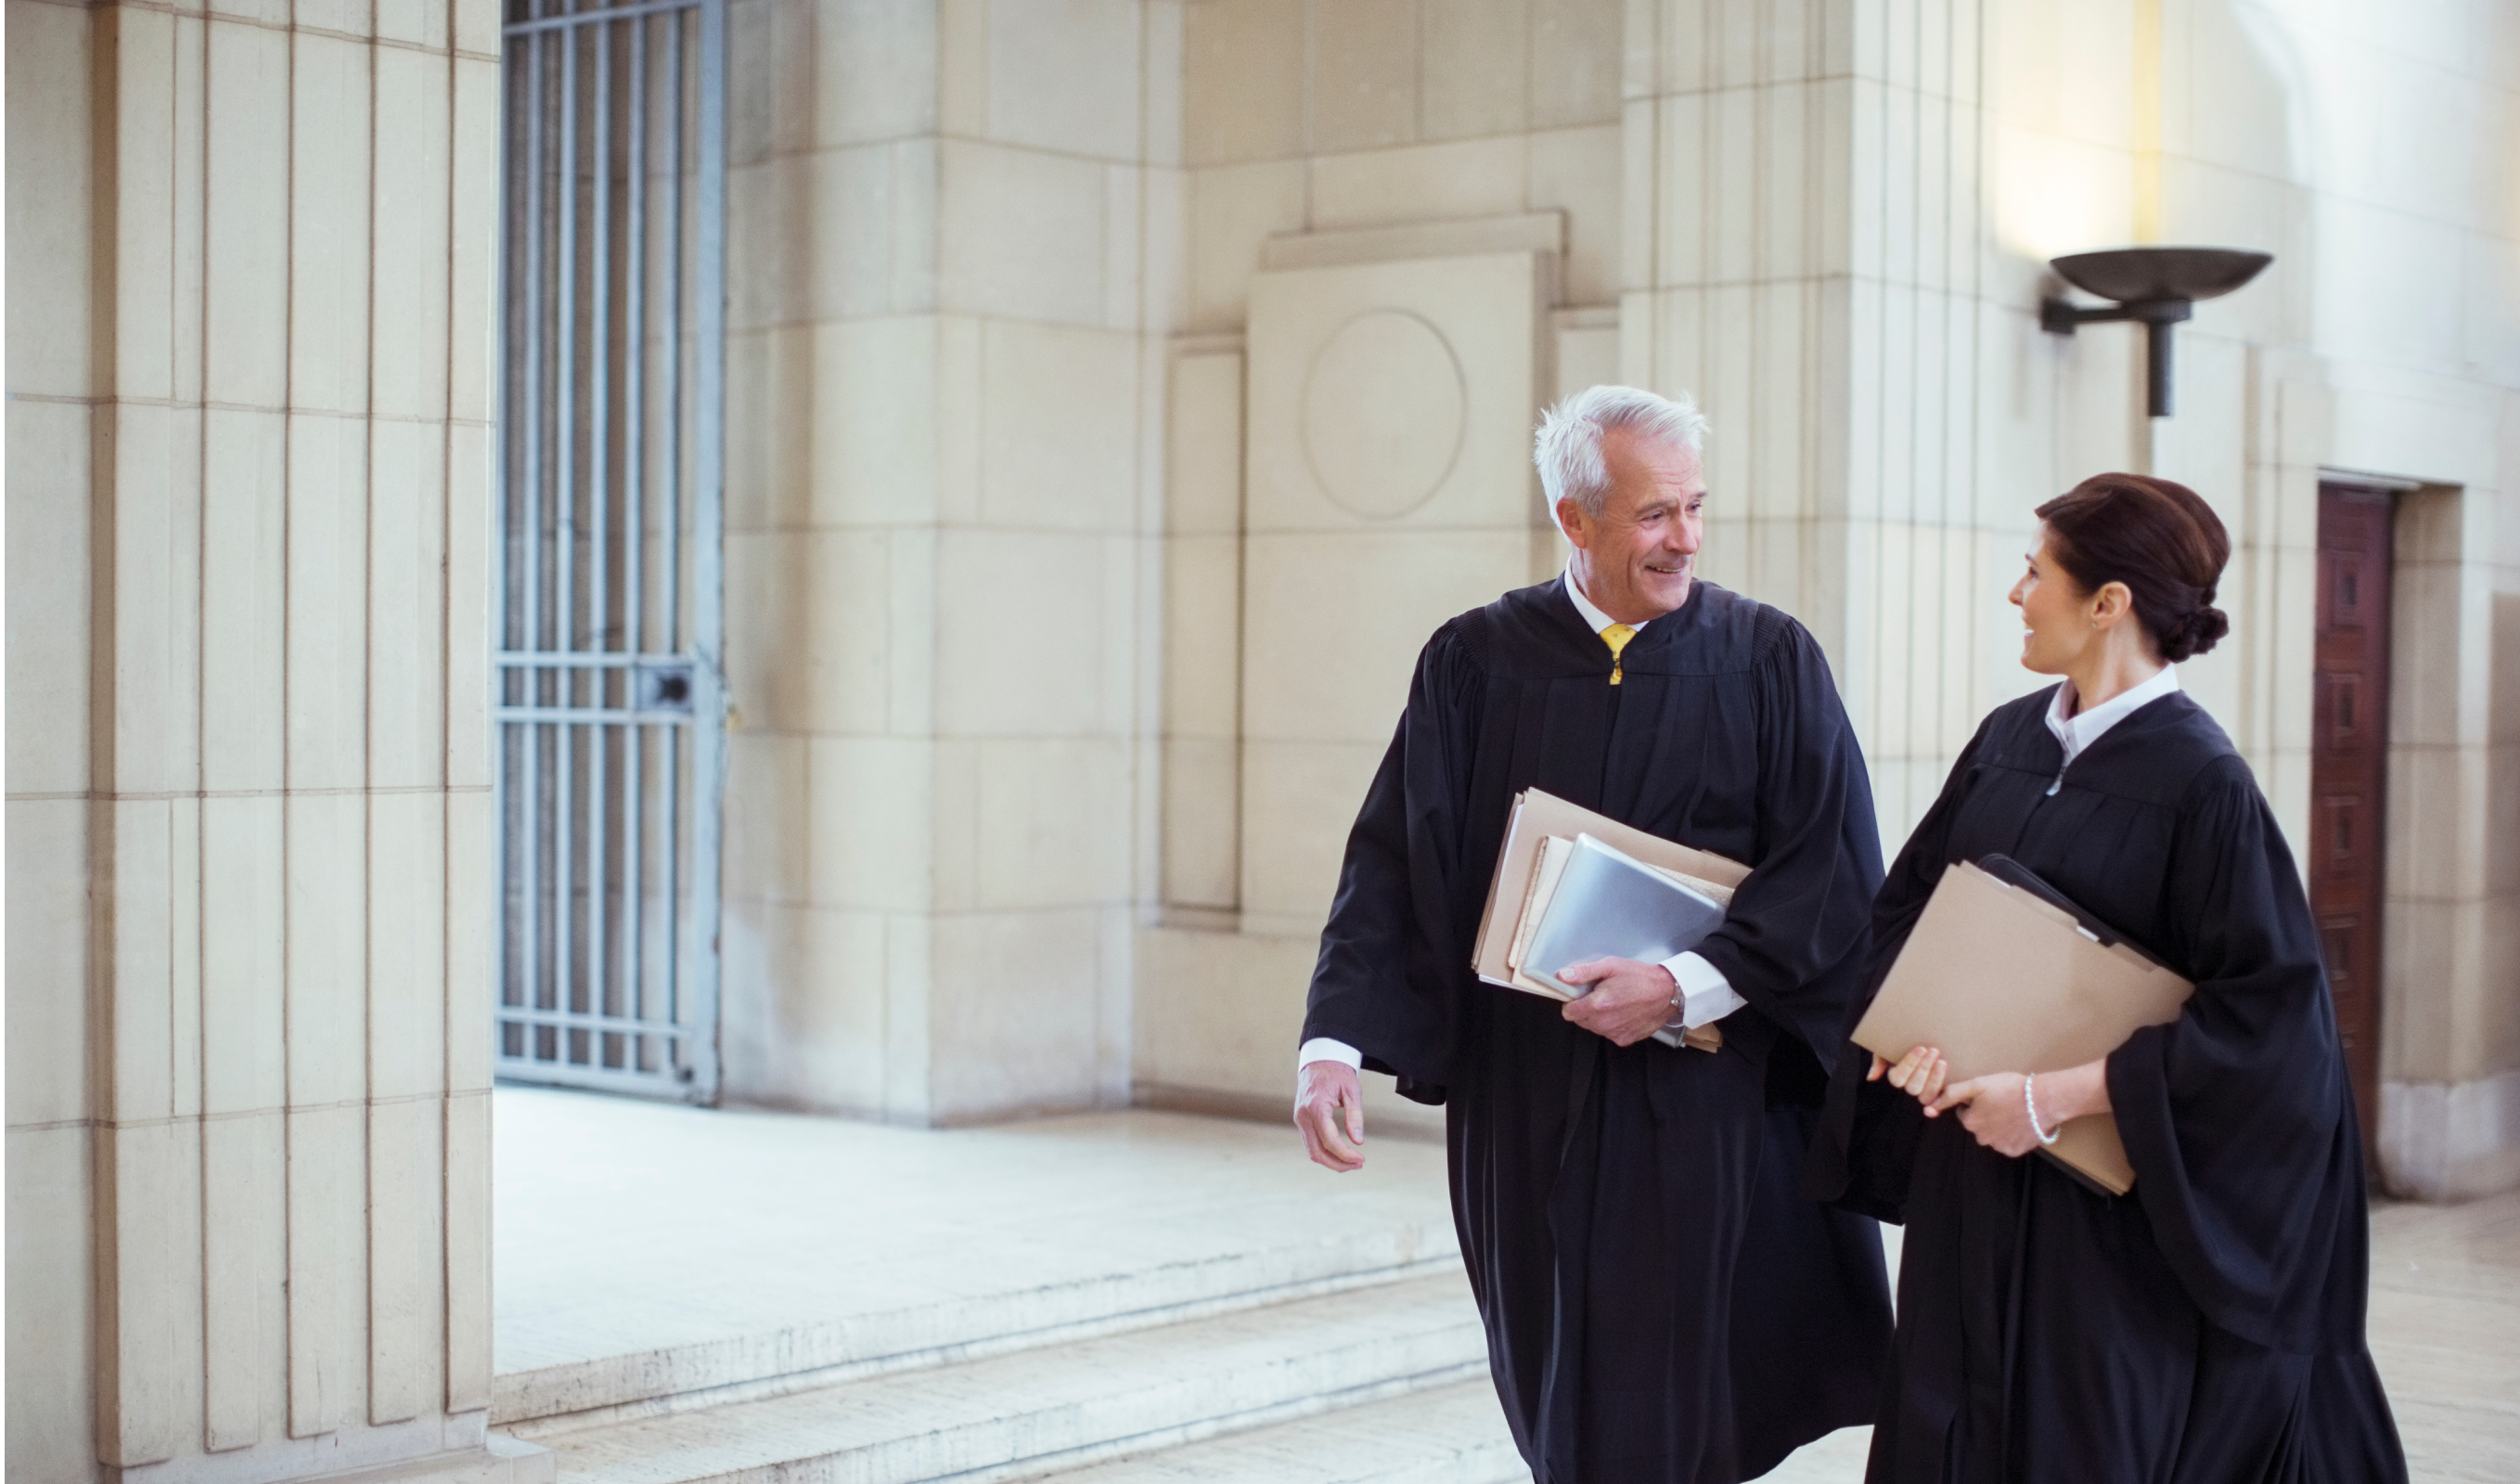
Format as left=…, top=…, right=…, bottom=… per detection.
left=1533, top=385, right=1709, bottom=518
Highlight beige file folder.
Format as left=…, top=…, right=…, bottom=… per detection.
left=1850, top=858, right=2194, bottom=1196
left=1472, top=788, right=1752, bottom=1053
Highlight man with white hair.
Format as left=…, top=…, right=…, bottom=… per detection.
left=1293, top=386, right=1892, bottom=1483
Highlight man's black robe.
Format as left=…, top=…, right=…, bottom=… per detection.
left=1807, top=688, right=2407, bottom=1484
left=1302, top=579, right=1895, bottom=1484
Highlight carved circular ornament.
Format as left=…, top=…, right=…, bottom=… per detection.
left=1299, top=309, right=1467, bottom=521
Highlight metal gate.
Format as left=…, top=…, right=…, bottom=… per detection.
left=495, top=0, right=726, bottom=1101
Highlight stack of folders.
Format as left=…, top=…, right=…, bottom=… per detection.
left=1471, top=788, right=1751, bottom=1052
left=1851, top=856, right=2194, bottom=1195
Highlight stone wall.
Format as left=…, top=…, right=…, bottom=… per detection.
left=16, top=19, right=2514, bottom=1480
left=713, top=0, right=1176, bottom=1124
left=2131, top=0, right=2520, bottom=1201
left=1126, top=0, right=2520, bottom=1189
left=1133, top=0, right=1628, bottom=1130
left=6, top=0, right=511, bottom=1479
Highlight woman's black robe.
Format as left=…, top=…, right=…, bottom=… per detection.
left=1302, top=579, right=1895, bottom=1484
left=1807, top=687, right=2407, bottom=1483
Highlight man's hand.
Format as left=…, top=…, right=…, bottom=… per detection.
left=1294, top=1060, right=1367, bottom=1172
left=1556, top=957, right=1679, bottom=1047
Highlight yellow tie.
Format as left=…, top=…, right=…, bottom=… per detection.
left=1602, top=624, right=1635, bottom=686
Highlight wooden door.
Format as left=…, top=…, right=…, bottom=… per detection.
left=2311, top=486, right=2392, bottom=1142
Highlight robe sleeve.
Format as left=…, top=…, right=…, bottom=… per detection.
left=1297, top=624, right=1483, bottom=1102
left=2105, top=757, right=2372, bottom=1353
left=1801, top=712, right=1997, bottom=1218
left=1685, top=620, right=1885, bottom=1105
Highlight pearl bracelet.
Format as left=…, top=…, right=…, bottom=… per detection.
left=2025, top=1074, right=2063, bottom=1146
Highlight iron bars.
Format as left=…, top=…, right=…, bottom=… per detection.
left=495, top=0, right=727, bottom=1102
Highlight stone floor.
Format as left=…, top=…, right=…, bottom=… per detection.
left=490, top=1087, right=1461, bottom=1417
left=495, top=1090, right=2520, bottom=1481
left=2365, top=1194, right=2520, bottom=1482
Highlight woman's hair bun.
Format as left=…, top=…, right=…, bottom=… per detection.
left=2034, top=474, right=2233, bottom=662
left=2159, top=602, right=2229, bottom=662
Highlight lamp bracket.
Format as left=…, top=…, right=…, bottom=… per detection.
left=2039, top=296, right=2194, bottom=336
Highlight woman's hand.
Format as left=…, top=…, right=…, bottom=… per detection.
left=1874, top=1048, right=2115, bottom=1159
left=1872, top=1044, right=1951, bottom=1107
left=1928, top=1071, right=2043, bottom=1156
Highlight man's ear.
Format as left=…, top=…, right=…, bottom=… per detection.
left=1555, top=497, right=1589, bottom=550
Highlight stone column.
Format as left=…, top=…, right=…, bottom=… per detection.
left=1619, top=0, right=2044, bottom=845
left=5, top=1, right=534, bottom=1479
left=2378, top=481, right=2520, bottom=1199
left=714, top=0, right=1174, bottom=1125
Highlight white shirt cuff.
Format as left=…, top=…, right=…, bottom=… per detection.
left=1298, top=1037, right=1365, bottom=1073
left=1658, top=950, right=1746, bottom=1031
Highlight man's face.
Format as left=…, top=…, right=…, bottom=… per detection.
left=1558, top=428, right=1706, bottom=624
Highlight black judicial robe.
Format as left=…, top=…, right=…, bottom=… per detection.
left=1808, top=688, right=2408, bottom=1484
left=1302, top=579, right=1895, bottom=1484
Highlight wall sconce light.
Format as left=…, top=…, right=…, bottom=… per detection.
left=2040, top=247, right=2272, bottom=417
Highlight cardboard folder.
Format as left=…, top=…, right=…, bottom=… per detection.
left=1850, top=856, right=2193, bottom=1196
left=1472, top=789, right=1752, bottom=1052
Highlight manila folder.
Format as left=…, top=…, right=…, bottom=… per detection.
left=1850, top=858, right=2192, bottom=1196
left=1472, top=788, right=1750, bottom=988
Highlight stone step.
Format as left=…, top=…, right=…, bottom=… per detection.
left=500, top=1227, right=1459, bottom=1433
left=1022, top=1379, right=1524, bottom=1484
left=1022, top=1382, right=1879, bottom=1484
left=493, top=1100, right=1462, bottom=1432
left=536, top=1272, right=1487, bottom=1484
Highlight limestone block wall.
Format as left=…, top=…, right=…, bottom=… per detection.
left=6, top=6, right=99, bottom=1462
left=714, top=0, right=1176, bottom=1124
left=1179, top=0, right=1627, bottom=335
left=2186, top=0, right=2520, bottom=1202
left=693, top=0, right=2517, bottom=1176
left=2385, top=485, right=2520, bottom=1198
left=1133, top=0, right=1626, bottom=1124
left=1126, top=0, right=2520, bottom=1193
left=1615, top=0, right=2520, bottom=1196
left=1619, top=0, right=2017, bottom=845
left=1159, top=343, right=1244, bottom=918
left=2094, top=4, right=2515, bottom=1207
left=6, top=0, right=506, bottom=1479
left=1239, top=240, right=1555, bottom=939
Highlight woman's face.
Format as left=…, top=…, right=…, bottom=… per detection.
left=2008, top=528, right=2093, bottom=676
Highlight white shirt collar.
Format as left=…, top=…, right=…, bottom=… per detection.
left=2045, top=665, right=2182, bottom=768
left=1562, top=566, right=1639, bottom=637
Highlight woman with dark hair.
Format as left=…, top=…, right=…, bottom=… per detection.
left=1809, top=473, right=2407, bottom=1482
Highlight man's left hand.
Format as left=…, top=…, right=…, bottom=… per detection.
left=1556, top=957, right=1678, bottom=1047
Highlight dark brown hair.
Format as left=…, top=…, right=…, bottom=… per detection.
left=2034, top=473, right=2231, bottom=662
